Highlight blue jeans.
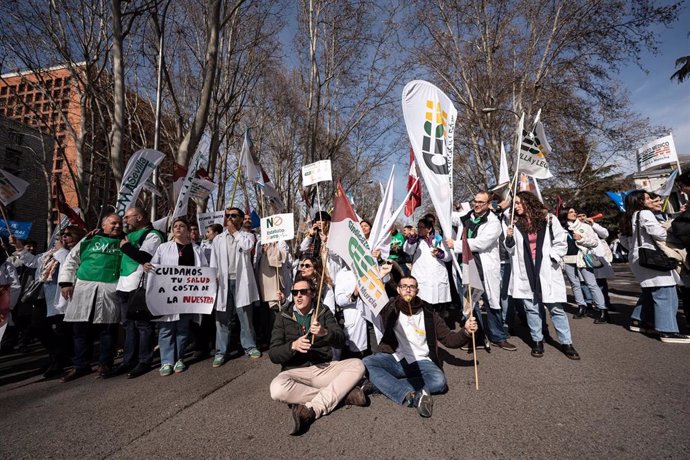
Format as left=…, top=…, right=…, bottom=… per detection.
left=563, top=264, right=606, bottom=309
left=483, top=293, right=507, bottom=343
left=215, top=279, right=256, bottom=357
left=72, top=322, right=117, bottom=369
left=123, top=319, right=155, bottom=367
left=363, top=353, right=447, bottom=405
left=500, top=263, right=516, bottom=329
left=521, top=297, right=572, bottom=345
left=158, top=315, right=192, bottom=365
left=631, top=286, right=679, bottom=333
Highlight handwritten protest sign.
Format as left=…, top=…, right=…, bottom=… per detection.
left=301, top=160, right=332, bottom=187
left=260, top=213, right=294, bottom=244
left=145, top=266, right=217, bottom=315
left=197, top=211, right=225, bottom=233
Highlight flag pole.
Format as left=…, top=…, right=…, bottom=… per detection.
left=0, top=203, right=13, bottom=237
left=311, top=181, right=328, bottom=344
left=230, top=167, right=241, bottom=207
left=468, top=284, right=479, bottom=390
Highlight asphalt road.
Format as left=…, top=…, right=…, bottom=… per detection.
left=1, top=264, right=688, bottom=459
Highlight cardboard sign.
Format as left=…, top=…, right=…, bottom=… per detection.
left=302, top=160, right=332, bottom=187
left=145, top=266, right=217, bottom=315
left=260, top=213, right=294, bottom=244
left=197, top=211, right=225, bottom=232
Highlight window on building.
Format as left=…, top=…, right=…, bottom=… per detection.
left=54, top=78, right=62, bottom=88
left=4, top=147, right=22, bottom=170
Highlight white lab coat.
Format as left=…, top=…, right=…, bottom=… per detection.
left=334, top=268, right=369, bottom=352
left=453, top=212, right=502, bottom=310
left=209, top=229, right=260, bottom=311
left=405, top=235, right=452, bottom=304
left=150, top=240, right=208, bottom=322
left=591, top=222, right=615, bottom=279
left=506, top=215, right=568, bottom=303
left=620, top=210, right=678, bottom=288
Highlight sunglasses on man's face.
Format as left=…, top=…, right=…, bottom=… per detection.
left=291, top=288, right=312, bottom=297
left=225, top=213, right=241, bottom=219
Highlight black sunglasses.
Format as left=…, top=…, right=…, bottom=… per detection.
left=225, top=213, right=241, bottom=218
left=299, top=263, right=313, bottom=269
left=291, top=288, right=312, bottom=296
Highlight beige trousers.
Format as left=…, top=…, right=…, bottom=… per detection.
left=269, top=358, right=365, bottom=418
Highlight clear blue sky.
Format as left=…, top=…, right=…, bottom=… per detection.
left=618, top=3, right=690, bottom=161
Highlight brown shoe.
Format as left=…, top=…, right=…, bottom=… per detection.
left=289, top=404, right=315, bottom=436
left=95, top=364, right=111, bottom=379
left=60, top=367, right=91, bottom=383
left=343, top=386, right=368, bottom=407
left=491, top=340, right=517, bottom=351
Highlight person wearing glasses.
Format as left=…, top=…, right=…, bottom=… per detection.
left=209, top=207, right=262, bottom=367
left=447, top=191, right=517, bottom=352
left=294, top=256, right=335, bottom=314
left=269, top=279, right=367, bottom=436
left=362, top=276, right=478, bottom=418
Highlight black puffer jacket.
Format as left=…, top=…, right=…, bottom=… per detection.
left=269, top=302, right=345, bottom=371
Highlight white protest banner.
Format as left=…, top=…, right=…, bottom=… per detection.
left=115, top=149, right=165, bottom=216
left=301, top=160, right=332, bottom=187
left=260, top=213, right=295, bottom=244
left=402, top=80, right=461, bottom=289
left=518, top=122, right=553, bottom=179
left=145, top=266, right=217, bottom=315
left=173, top=148, right=208, bottom=219
left=327, top=182, right=388, bottom=316
left=637, top=134, right=678, bottom=172
left=0, top=168, right=30, bottom=206
left=197, top=211, right=225, bottom=232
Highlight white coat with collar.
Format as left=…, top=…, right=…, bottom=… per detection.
left=150, top=240, right=208, bottom=322
left=506, top=215, right=568, bottom=303
left=453, top=211, right=502, bottom=310
left=209, top=229, right=260, bottom=311
left=590, top=222, right=615, bottom=279
left=620, top=210, right=678, bottom=288
left=404, top=234, right=452, bottom=304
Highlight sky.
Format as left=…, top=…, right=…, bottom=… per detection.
left=618, top=2, right=690, bottom=165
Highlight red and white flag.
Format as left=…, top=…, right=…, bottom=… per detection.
left=404, top=147, right=421, bottom=217
left=461, top=228, right=484, bottom=316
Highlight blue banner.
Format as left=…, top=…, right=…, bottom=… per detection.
left=0, top=219, right=33, bottom=240
left=605, top=191, right=632, bottom=212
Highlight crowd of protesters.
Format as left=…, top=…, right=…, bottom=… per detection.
left=1, top=174, right=689, bottom=435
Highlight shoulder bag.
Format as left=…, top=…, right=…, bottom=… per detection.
left=636, top=212, right=678, bottom=272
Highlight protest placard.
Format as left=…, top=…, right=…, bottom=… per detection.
left=145, top=266, right=217, bottom=315
left=0, top=219, right=32, bottom=239
left=197, top=211, right=225, bottom=232
left=260, top=213, right=294, bottom=244
left=301, top=160, right=332, bottom=187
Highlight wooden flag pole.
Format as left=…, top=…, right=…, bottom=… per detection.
left=230, top=167, right=241, bottom=207
left=0, top=203, right=13, bottom=237
left=311, top=181, right=329, bottom=344
left=468, top=284, right=479, bottom=390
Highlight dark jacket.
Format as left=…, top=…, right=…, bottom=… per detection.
left=269, top=302, right=345, bottom=371
left=377, top=296, right=470, bottom=368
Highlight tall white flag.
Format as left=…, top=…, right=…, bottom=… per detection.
left=368, top=166, right=395, bottom=258
left=498, top=142, right=510, bottom=184
left=518, top=118, right=553, bottom=179
left=0, top=168, right=29, bottom=206
left=115, top=149, right=165, bottom=216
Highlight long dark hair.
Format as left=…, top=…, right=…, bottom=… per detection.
left=514, top=191, right=548, bottom=234
left=619, top=190, right=648, bottom=237
left=298, top=255, right=332, bottom=287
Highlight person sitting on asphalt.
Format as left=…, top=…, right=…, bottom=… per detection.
left=268, top=279, right=367, bottom=436
left=362, top=275, right=478, bottom=418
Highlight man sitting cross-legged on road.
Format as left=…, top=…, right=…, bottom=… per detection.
left=269, top=279, right=367, bottom=436
left=363, top=276, right=478, bottom=417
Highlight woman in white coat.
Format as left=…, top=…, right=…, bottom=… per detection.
left=559, top=208, right=609, bottom=323
left=618, top=191, right=688, bottom=343
left=404, top=217, right=452, bottom=308
left=145, top=218, right=209, bottom=376
left=505, top=192, right=580, bottom=360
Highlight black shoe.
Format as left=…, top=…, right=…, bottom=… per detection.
left=42, top=361, right=64, bottom=379
left=561, top=344, right=581, bottom=360
left=573, top=305, right=586, bottom=319
left=593, top=309, right=610, bottom=324
left=127, top=364, right=151, bottom=379
left=531, top=341, right=544, bottom=358
left=60, top=367, right=92, bottom=383
left=290, top=404, right=316, bottom=436
left=415, top=389, right=433, bottom=418
left=102, top=363, right=133, bottom=379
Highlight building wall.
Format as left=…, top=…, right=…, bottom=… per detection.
left=0, top=116, right=54, bottom=249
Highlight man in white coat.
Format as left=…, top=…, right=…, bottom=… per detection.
left=210, top=207, right=261, bottom=366
left=447, top=191, right=517, bottom=351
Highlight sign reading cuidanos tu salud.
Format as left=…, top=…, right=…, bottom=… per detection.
left=146, top=266, right=217, bottom=315
left=637, top=134, right=678, bottom=172
left=260, top=213, right=294, bottom=244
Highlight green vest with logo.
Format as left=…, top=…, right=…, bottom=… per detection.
left=120, top=225, right=164, bottom=277
left=76, top=234, right=122, bottom=283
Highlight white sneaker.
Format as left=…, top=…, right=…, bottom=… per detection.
left=659, top=332, right=690, bottom=344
